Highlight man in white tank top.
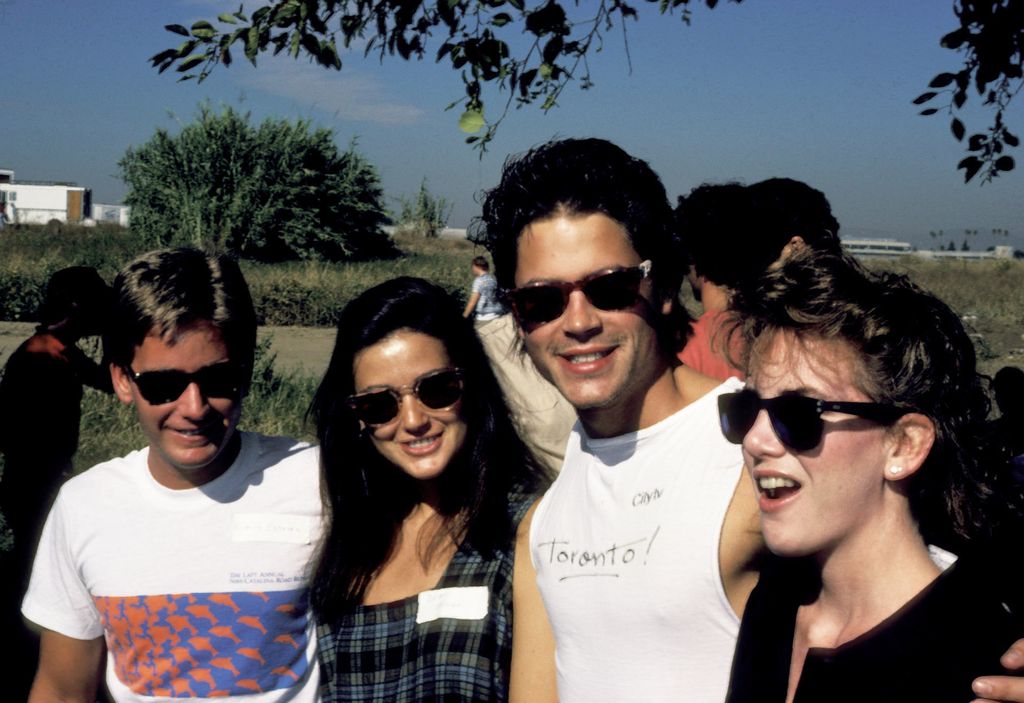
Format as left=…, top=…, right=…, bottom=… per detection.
left=475, top=138, right=1024, bottom=703
left=476, top=138, right=761, bottom=702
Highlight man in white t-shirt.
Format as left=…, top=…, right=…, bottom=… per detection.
left=475, top=138, right=1024, bottom=703
left=22, top=248, right=321, bottom=703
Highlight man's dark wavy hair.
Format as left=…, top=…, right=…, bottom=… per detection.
left=308, top=277, right=549, bottom=620
left=474, top=137, right=691, bottom=353
left=730, top=248, right=1020, bottom=551
left=675, top=178, right=842, bottom=291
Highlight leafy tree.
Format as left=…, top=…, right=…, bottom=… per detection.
left=916, top=0, right=1023, bottom=182
left=150, top=0, right=739, bottom=151
left=394, top=178, right=454, bottom=238
left=119, top=104, right=395, bottom=261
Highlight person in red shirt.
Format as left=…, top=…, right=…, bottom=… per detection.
left=675, top=178, right=843, bottom=380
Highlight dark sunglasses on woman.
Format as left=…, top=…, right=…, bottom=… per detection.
left=347, top=367, right=464, bottom=426
left=507, top=260, right=652, bottom=329
left=717, top=388, right=906, bottom=452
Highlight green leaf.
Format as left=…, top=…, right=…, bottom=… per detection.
left=218, top=13, right=239, bottom=25
left=246, top=26, right=261, bottom=62
left=526, top=0, right=568, bottom=36
left=940, top=28, right=966, bottom=49
left=912, top=91, right=937, bottom=105
left=176, top=39, right=198, bottom=57
left=928, top=73, right=955, bottom=89
left=149, top=49, right=178, bottom=67
left=177, top=55, right=207, bottom=72
left=322, top=41, right=342, bottom=70
left=951, top=118, right=965, bottom=141
left=301, top=32, right=321, bottom=58
left=958, top=156, right=982, bottom=182
left=919, top=108, right=939, bottom=116
left=165, top=24, right=190, bottom=37
left=458, top=108, right=485, bottom=133
left=995, top=155, right=1015, bottom=172
left=539, top=62, right=553, bottom=80
left=492, top=12, right=512, bottom=27
left=543, top=36, right=563, bottom=64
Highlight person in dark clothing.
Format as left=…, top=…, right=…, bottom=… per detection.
left=992, top=366, right=1024, bottom=483
left=0, top=265, right=112, bottom=700
left=718, top=249, right=1023, bottom=703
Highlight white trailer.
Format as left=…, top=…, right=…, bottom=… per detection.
left=0, top=182, right=91, bottom=224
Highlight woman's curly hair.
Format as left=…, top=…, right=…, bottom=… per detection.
left=729, top=248, right=1020, bottom=550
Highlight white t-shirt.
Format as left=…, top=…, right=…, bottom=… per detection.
left=23, top=432, right=323, bottom=703
left=530, top=378, right=745, bottom=702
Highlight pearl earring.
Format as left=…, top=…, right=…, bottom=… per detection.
left=888, top=466, right=904, bottom=476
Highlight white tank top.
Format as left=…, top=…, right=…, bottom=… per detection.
left=530, top=378, right=745, bottom=702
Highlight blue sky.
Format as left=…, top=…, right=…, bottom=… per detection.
left=2, top=0, right=1022, bottom=251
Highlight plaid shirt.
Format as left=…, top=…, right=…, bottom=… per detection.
left=317, top=492, right=535, bottom=702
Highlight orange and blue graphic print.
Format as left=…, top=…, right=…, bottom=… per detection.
left=93, top=589, right=309, bottom=698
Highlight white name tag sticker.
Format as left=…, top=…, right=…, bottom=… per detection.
left=416, top=586, right=489, bottom=624
left=231, top=513, right=315, bottom=545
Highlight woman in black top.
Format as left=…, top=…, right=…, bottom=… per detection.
left=717, top=249, right=1022, bottom=702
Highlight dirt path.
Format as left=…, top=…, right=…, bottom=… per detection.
left=2, top=321, right=1020, bottom=380
left=257, top=326, right=336, bottom=378
left=0, top=322, right=337, bottom=379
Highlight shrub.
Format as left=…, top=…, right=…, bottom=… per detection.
left=119, top=104, right=397, bottom=262
left=394, top=178, right=454, bottom=239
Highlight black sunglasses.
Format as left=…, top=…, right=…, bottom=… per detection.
left=347, top=368, right=464, bottom=426
left=508, top=260, right=652, bottom=329
left=128, top=362, right=243, bottom=405
left=717, top=389, right=906, bottom=452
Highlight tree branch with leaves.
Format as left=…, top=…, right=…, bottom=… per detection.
left=916, top=0, right=1023, bottom=183
left=150, top=0, right=737, bottom=151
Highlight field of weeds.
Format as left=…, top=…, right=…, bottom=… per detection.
left=1, top=228, right=1022, bottom=470
left=0, top=227, right=1022, bottom=550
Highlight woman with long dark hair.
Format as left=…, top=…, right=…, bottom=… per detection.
left=720, top=249, right=1023, bottom=702
left=309, top=277, right=550, bottom=702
